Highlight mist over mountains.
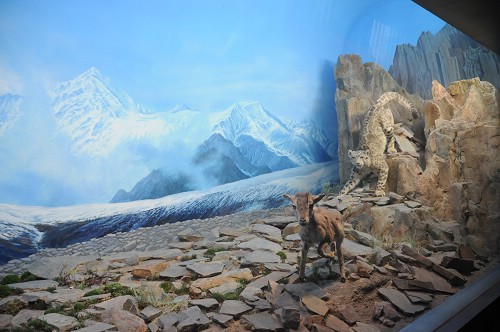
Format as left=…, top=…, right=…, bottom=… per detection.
left=0, top=67, right=336, bottom=206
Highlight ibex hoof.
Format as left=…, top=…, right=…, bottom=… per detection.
left=340, top=276, right=346, bottom=283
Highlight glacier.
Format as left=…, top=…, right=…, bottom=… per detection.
left=0, top=161, right=339, bottom=264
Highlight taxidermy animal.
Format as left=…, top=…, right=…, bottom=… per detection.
left=338, top=92, right=417, bottom=197
left=283, top=192, right=345, bottom=282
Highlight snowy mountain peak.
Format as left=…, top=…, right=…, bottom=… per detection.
left=0, top=94, right=23, bottom=134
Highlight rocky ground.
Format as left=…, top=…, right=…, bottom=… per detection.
left=0, top=190, right=497, bottom=332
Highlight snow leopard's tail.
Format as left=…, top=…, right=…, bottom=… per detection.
left=375, top=91, right=418, bottom=119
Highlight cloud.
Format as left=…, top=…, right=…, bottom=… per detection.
left=0, top=60, right=24, bottom=95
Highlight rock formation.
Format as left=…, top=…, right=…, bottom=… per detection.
left=334, top=54, right=425, bottom=187
left=335, top=53, right=500, bottom=255
left=389, top=24, right=500, bottom=100
left=419, top=78, right=500, bottom=255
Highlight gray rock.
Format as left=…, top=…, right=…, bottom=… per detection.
left=350, top=230, right=380, bottom=247
left=237, top=238, right=282, bottom=253
left=140, top=305, right=162, bottom=323
left=219, top=300, right=252, bottom=317
left=0, top=314, right=12, bottom=330
left=212, top=313, right=233, bottom=327
left=251, top=223, right=283, bottom=242
left=377, top=288, right=426, bottom=315
left=8, top=279, right=58, bottom=292
left=263, top=216, right=297, bottom=229
left=40, top=313, right=78, bottom=331
left=72, top=322, right=117, bottom=332
left=26, top=255, right=99, bottom=279
left=284, top=282, right=328, bottom=300
left=190, top=298, right=219, bottom=310
left=187, top=261, right=225, bottom=277
left=241, top=312, right=284, bottom=331
left=352, top=321, right=382, bottom=332
left=331, top=304, right=361, bottom=325
left=241, top=250, right=281, bottom=266
left=177, top=306, right=210, bottom=332
left=159, top=265, right=187, bottom=279
left=157, top=312, right=180, bottom=330
left=11, top=309, right=44, bottom=328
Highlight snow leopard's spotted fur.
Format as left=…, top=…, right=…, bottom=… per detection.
left=339, top=92, right=417, bottom=197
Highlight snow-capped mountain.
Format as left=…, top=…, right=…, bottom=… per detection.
left=0, top=161, right=339, bottom=263
left=193, top=133, right=272, bottom=185
left=0, top=94, right=23, bottom=134
left=110, top=170, right=196, bottom=203
left=210, top=101, right=332, bottom=171
left=49, top=67, right=203, bottom=155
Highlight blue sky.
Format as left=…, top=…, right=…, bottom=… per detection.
left=1, top=0, right=445, bottom=120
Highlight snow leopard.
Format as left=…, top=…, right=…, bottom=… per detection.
left=338, top=92, right=417, bottom=197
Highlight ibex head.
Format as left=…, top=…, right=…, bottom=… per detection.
left=283, top=192, right=325, bottom=226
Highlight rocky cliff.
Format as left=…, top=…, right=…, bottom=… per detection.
left=388, top=24, right=500, bottom=100
left=335, top=53, right=500, bottom=255
left=334, top=54, right=425, bottom=184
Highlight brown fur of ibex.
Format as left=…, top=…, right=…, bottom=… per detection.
left=283, top=192, right=346, bottom=282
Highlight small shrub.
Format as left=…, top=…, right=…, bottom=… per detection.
left=27, top=318, right=53, bottom=332
left=20, top=271, right=38, bottom=282
left=73, top=302, right=85, bottom=311
left=103, top=283, right=132, bottom=297
left=203, top=247, right=226, bottom=259
left=1, top=274, right=20, bottom=285
left=276, top=251, right=287, bottom=262
left=180, top=254, right=197, bottom=261
left=173, top=283, right=189, bottom=295
left=83, top=288, right=101, bottom=297
left=160, top=281, right=173, bottom=293
left=0, top=284, right=13, bottom=297
left=210, top=292, right=225, bottom=303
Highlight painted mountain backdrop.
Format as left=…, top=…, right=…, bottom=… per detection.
left=0, top=67, right=336, bottom=206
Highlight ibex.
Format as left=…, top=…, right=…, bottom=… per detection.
left=283, top=192, right=346, bottom=282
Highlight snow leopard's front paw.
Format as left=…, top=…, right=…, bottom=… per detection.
left=374, top=190, right=385, bottom=197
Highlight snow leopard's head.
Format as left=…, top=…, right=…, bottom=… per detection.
left=348, top=149, right=370, bottom=169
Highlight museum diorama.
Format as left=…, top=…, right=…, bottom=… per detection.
left=0, top=1, right=499, bottom=331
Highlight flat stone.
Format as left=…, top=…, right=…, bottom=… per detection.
left=140, top=305, right=162, bottom=323
left=190, top=298, right=219, bottom=310
left=404, top=200, right=422, bottom=208
left=169, top=242, right=194, bottom=250
left=404, top=291, right=434, bottom=303
left=350, top=230, right=380, bottom=247
left=237, top=238, right=282, bottom=253
left=157, top=312, right=180, bottom=330
left=277, top=307, right=301, bottom=329
left=440, top=256, right=479, bottom=274
left=219, top=300, right=252, bottom=317
left=432, top=264, right=467, bottom=286
left=73, top=322, right=117, bottom=332
left=177, top=306, right=210, bottom=332
left=102, top=308, right=148, bottom=332
left=302, top=295, right=330, bottom=316
left=47, top=288, right=85, bottom=304
left=187, top=261, right=225, bottom=277
left=219, top=227, right=246, bottom=237
left=40, top=313, right=78, bottom=331
left=251, top=223, right=283, bottom=242
left=332, top=304, right=360, bottom=325
left=285, top=282, right=328, bottom=300
left=209, top=281, right=239, bottom=295
left=159, top=265, right=187, bottom=279
left=241, top=312, right=283, bottom=331
left=191, top=268, right=253, bottom=290
left=247, top=271, right=294, bottom=289
left=212, top=313, right=233, bottom=327
left=285, top=233, right=301, bottom=241
left=8, top=280, right=58, bottom=291
left=352, top=322, right=382, bottom=332
left=263, top=216, right=297, bottom=228
left=342, top=239, right=376, bottom=258
left=374, top=247, right=392, bottom=266
left=241, top=250, right=281, bottom=266
left=377, top=288, right=426, bottom=315
left=95, top=295, right=140, bottom=316
left=26, top=255, right=99, bottom=279
left=325, top=314, right=350, bottom=332
left=11, top=309, right=44, bottom=328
